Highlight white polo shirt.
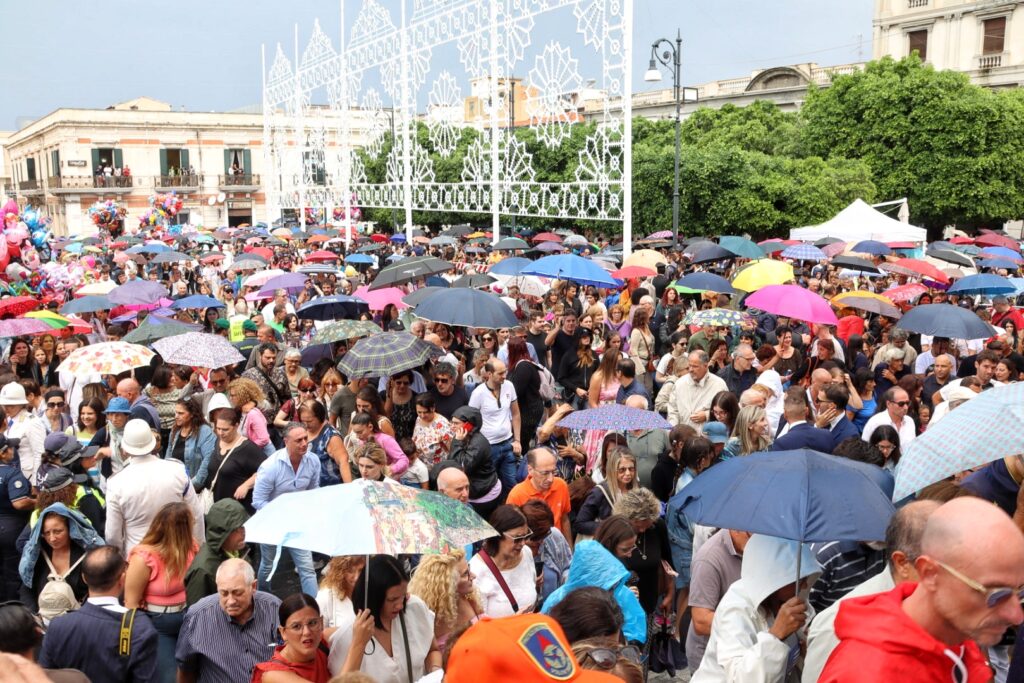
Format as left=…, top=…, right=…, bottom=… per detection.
left=468, top=381, right=518, bottom=444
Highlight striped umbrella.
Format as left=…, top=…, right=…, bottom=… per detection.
left=780, top=244, right=826, bottom=262
left=337, top=333, right=444, bottom=379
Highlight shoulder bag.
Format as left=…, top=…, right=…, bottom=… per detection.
left=477, top=550, right=519, bottom=613
left=200, top=443, right=240, bottom=514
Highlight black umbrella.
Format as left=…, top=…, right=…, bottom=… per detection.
left=814, top=237, right=845, bottom=247
left=414, top=288, right=518, bottom=329
left=358, top=242, right=385, bottom=253
left=831, top=255, right=881, bottom=273
left=690, top=244, right=735, bottom=264
left=369, top=256, right=454, bottom=291
left=151, top=251, right=193, bottom=264
left=926, top=248, right=975, bottom=268
left=451, top=273, right=496, bottom=289
left=493, top=237, right=530, bottom=250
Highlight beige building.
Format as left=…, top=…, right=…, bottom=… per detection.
left=874, top=0, right=1024, bottom=89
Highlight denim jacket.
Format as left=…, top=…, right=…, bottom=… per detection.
left=168, top=423, right=217, bottom=488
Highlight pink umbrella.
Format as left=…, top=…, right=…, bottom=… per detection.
left=884, top=283, right=928, bottom=303
left=352, top=285, right=409, bottom=312
left=648, top=230, right=673, bottom=239
left=0, top=318, right=54, bottom=337
left=744, top=284, right=839, bottom=325
left=822, top=241, right=847, bottom=258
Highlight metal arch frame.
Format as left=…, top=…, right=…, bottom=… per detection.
left=262, top=0, right=634, bottom=255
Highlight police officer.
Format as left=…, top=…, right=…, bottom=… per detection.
left=0, top=434, right=34, bottom=600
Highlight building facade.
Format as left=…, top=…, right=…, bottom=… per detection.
left=874, top=0, right=1024, bottom=89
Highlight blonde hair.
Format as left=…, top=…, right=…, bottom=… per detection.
left=320, top=556, right=365, bottom=600
left=228, top=377, right=264, bottom=408
left=734, top=405, right=770, bottom=456
left=408, top=549, right=482, bottom=629
left=603, top=447, right=637, bottom=504
left=612, top=487, right=660, bottom=523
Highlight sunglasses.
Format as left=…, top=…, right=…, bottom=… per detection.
left=47, top=402, right=66, bottom=408
left=505, top=531, right=533, bottom=543
left=581, top=645, right=643, bottom=669
left=890, top=400, right=911, bottom=407
left=936, top=560, right=1024, bottom=608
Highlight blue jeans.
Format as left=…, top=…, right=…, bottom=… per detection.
left=258, top=543, right=319, bottom=597
left=491, top=438, right=519, bottom=497
left=146, top=610, right=184, bottom=683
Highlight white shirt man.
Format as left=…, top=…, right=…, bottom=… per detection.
left=468, top=360, right=520, bottom=447
left=667, top=351, right=728, bottom=429
left=861, top=387, right=917, bottom=446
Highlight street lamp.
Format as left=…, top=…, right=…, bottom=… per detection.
left=646, top=29, right=684, bottom=249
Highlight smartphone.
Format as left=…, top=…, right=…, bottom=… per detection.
left=534, top=559, right=545, bottom=577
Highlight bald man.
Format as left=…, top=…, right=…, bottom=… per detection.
left=437, top=467, right=471, bottom=504
left=820, top=497, right=1024, bottom=681
left=116, top=378, right=160, bottom=430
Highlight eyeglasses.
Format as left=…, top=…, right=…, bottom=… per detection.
left=581, top=645, right=643, bottom=669
left=505, top=531, right=533, bottom=544
left=890, top=400, right=911, bottom=407
left=47, top=402, right=65, bottom=408
left=434, top=377, right=451, bottom=384
left=284, top=617, right=323, bottom=633
left=300, top=388, right=316, bottom=394
left=935, top=560, right=1024, bottom=608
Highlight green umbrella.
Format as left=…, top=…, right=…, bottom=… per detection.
left=122, top=316, right=202, bottom=345
left=311, top=320, right=384, bottom=345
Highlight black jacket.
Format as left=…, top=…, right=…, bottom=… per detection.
left=575, top=481, right=614, bottom=536
left=556, top=353, right=597, bottom=402
left=448, top=407, right=497, bottom=500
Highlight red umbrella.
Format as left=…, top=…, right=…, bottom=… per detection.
left=949, top=236, right=975, bottom=245
left=975, top=233, right=1020, bottom=251
left=200, top=253, right=225, bottom=265
left=532, top=232, right=562, bottom=243
left=892, top=258, right=949, bottom=284
left=611, top=265, right=656, bottom=279
left=248, top=247, right=274, bottom=261
left=370, top=234, right=389, bottom=243
left=0, top=296, right=41, bottom=318
left=884, top=283, right=929, bottom=303
left=305, top=250, right=340, bottom=263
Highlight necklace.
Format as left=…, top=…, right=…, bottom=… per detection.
left=639, top=532, right=647, bottom=561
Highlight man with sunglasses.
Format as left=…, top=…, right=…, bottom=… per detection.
left=820, top=497, right=1024, bottom=682
left=860, top=386, right=916, bottom=447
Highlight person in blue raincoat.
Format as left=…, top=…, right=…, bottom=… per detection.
left=19, top=502, right=105, bottom=614
left=540, top=539, right=647, bottom=644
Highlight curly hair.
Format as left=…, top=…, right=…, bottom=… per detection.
left=320, top=556, right=365, bottom=599
left=408, top=549, right=482, bottom=630
left=227, top=377, right=264, bottom=408
left=612, top=487, right=660, bottom=523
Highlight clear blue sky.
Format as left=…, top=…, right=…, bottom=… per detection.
left=0, top=0, right=872, bottom=130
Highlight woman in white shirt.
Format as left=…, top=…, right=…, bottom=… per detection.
left=316, top=555, right=365, bottom=631
left=468, top=504, right=538, bottom=617
left=328, top=555, right=441, bottom=683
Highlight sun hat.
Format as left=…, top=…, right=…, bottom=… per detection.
left=120, top=419, right=157, bottom=456
left=104, top=397, right=132, bottom=415
left=0, top=382, right=28, bottom=406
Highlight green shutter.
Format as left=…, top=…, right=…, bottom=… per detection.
left=159, top=149, right=168, bottom=176
left=91, top=149, right=101, bottom=174
left=243, top=149, right=252, bottom=174
left=180, top=149, right=190, bottom=171
left=113, top=149, right=123, bottom=168
left=224, top=149, right=232, bottom=174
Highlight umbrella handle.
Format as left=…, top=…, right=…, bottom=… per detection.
left=794, top=541, right=802, bottom=598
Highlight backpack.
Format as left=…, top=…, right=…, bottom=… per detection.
left=520, top=359, right=558, bottom=401
left=38, top=552, right=85, bottom=623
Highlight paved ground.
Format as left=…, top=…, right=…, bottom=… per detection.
left=650, top=670, right=691, bottom=682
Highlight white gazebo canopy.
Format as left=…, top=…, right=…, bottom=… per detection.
left=789, top=198, right=927, bottom=244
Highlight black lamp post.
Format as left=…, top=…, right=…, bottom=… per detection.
left=645, top=30, right=683, bottom=249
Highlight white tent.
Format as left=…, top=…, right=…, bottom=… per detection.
left=789, top=198, right=927, bottom=244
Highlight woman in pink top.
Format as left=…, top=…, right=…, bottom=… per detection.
left=349, top=412, right=409, bottom=477
left=125, top=502, right=199, bottom=683
left=228, top=377, right=273, bottom=455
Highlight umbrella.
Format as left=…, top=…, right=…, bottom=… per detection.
left=496, top=275, right=548, bottom=298
left=731, top=259, right=794, bottom=292
left=369, top=256, right=454, bottom=291
left=522, top=254, right=621, bottom=288
left=675, top=272, right=735, bottom=295
left=358, top=242, right=385, bottom=253
left=488, top=257, right=532, bottom=276
left=337, top=333, right=444, bottom=379
left=305, top=250, right=341, bottom=262
left=296, top=295, right=370, bottom=321
left=109, top=280, right=168, bottom=306
left=893, top=383, right=1024, bottom=499
left=822, top=241, right=848, bottom=258
left=610, top=266, right=656, bottom=279
left=557, top=405, right=671, bottom=431
left=0, top=318, right=53, bottom=337
left=883, top=283, right=929, bottom=304
left=830, top=255, right=881, bottom=274
left=947, top=274, right=1017, bottom=297
left=563, top=234, right=589, bottom=246
left=622, top=249, right=666, bottom=271
left=895, top=303, right=995, bottom=339
left=718, top=236, right=764, bottom=260
left=684, top=308, right=756, bottom=330
left=170, top=295, right=225, bottom=310
left=975, top=233, right=1020, bottom=251
left=246, top=478, right=495, bottom=557
left=744, top=285, right=839, bottom=325
left=122, top=316, right=203, bottom=345
left=351, top=286, right=408, bottom=312
left=532, top=232, right=562, bottom=243
left=927, top=247, right=975, bottom=268
left=310, top=320, right=384, bottom=345
left=75, top=281, right=118, bottom=296
left=152, top=332, right=245, bottom=368
left=297, top=264, right=343, bottom=275
left=830, top=292, right=901, bottom=319
left=814, top=236, right=845, bottom=247
left=231, top=257, right=268, bottom=271
left=979, top=246, right=1023, bottom=262
left=647, top=230, right=673, bottom=239
left=781, top=244, right=826, bottom=262
left=414, top=289, right=519, bottom=329
left=689, top=244, right=735, bottom=265
left=345, top=254, right=374, bottom=265
left=0, top=296, right=41, bottom=318
left=60, top=296, right=114, bottom=316
left=493, top=237, right=530, bottom=251
left=58, top=341, right=155, bottom=375
left=150, top=251, right=192, bottom=264
left=850, top=240, right=893, bottom=256
left=429, top=236, right=458, bottom=247
left=977, top=258, right=1021, bottom=271
left=401, top=287, right=447, bottom=307
left=242, top=269, right=286, bottom=289
left=890, top=258, right=950, bottom=284
left=451, top=273, right=497, bottom=289
left=533, top=242, right=564, bottom=253
left=257, top=273, right=308, bottom=297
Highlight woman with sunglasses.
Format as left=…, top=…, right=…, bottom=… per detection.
left=469, top=505, right=538, bottom=617
left=274, top=378, right=318, bottom=429
left=573, top=638, right=643, bottom=682
left=384, top=371, right=417, bottom=442
left=253, top=593, right=331, bottom=682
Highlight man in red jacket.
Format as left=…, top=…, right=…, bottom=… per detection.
left=820, top=497, right=1024, bottom=682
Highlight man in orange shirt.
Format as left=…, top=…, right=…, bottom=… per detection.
left=506, top=448, right=573, bottom=548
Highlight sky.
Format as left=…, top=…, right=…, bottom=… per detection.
left=0, top=0, right=872, bottom=130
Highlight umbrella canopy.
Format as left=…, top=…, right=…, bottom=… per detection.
left=451, top=273, right=497, bottom=289
left=890, top=258, right=950, bottom=284
left=401, top=287, right=447, bottom=307
left=975, top=233, right=1020, bottom=251
left=257, top=272, right=308, bottom=297
left=621, top=249, right=666, bottom=271
left=429, top=236, right=458, bottom=247
left=883, top=283, right=929, bottom=304
left=296, top=295, right=370, bottom=321
left=493, top=237, right=530, bottom=251
left=489, top=257, right=532, bottom=276
left=58, top=341, right=155, bottom=375
left=76, top=280, right=119, bottom=296
left=557, top=405, right=671, bottom=431
left=718, top=236, right=764, bottom=260
left=244, top=479, right=496, bottom=556
left=947, top=274, right=1017, bottom=296
left=731, top=259, right=794, bottom=292
left=744, top=285, right=839, bottom=325
left=60, top=295, right=114, bottom=316
left=977, top=258, right=1021, bottom=271
left=684, top=308, right=756, bottom=330
left=979, top=246, right=1023, bottom=262
left=495, top=275, right=547, bottom=298
left=0, top=296, right=41, bottom=318
left=109, top=280, right=169, bottom=306
left=122, top=316, right=202, bottom=345
left=830, top=255, right=881, bottom=274
left=345, top=254, right=375, bottom=265
left=895, top=303, right=994, bottom=339
left=152, top=332, right=245, bottom=369
left=310, top=320, right=384, bottom=345
left=850, top=240, right=892, bottom=256
left=337, top=333, right=444, bottom=379
left=675, top=272, right=735, bottom=295
left=170, top=295, right=225, bottom=310
left=150, top=250, right=192, bottom=264
left=522, top=254, right=620, bottom=288
left=781, top=244, right=826, bottom=261
left=610, top=266, right=656, bottom=280
left=675, top=449, right=894, bottom=543
left=532, top=232, right=562, bottom=243
left=894, top=383, right=1024, bottom=499
left=305, top=250, right=341, bottom=262
left=927, top=247, right=975, bottom=268
left=414, top=289, right=519, bottom=329
left=533, top=241, right=564, bottom=253
left=830, top=292, right=901, bottom=319
left=689, top=244, right=735, bottom=265
left=0, top=318, right=53, bottom=337
left=351, top=286, right=409, bottom=312
left=369, top=256, right=454, bottom=291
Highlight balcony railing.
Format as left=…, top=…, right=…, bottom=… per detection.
left=979, top=53, right=1004, bottom=69
left=155, top=174, right=202, bottom=190
left=908, top=0, right=928, bottom=8
left=47, top=175, right=135, bottom=193
left=18, top=179, right=41, bottom=192
left=218, top=173, right=261, bottom=188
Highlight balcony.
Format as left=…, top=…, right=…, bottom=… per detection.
left=978, top=53, right=1004, bottom=69
left=907, top=0, right=928, bottom=8
left=218, top=173, right=261, bottom=191
left=155, top=174, right=203, bottom=191
left=47, top=175, right=135, bottom=195
left=18, top=179, right=43, bottom=196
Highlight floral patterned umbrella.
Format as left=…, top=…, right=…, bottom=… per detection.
left=557, top=405, right=671, bottom=431
left=311, top=320, right=384, bottom=345
left=684, top=308, right=757, bottom=330
left=152, top=332, right=245, bottom=369
left=57, top=341, right=155, bottom=375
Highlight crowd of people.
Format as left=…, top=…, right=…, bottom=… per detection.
left=0, top=223, right=1022, bottom=683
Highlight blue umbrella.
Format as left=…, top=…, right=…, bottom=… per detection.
left=345, top=253, right=375, bottom=265
left=850, top=240, right=892, bottom=256
left=718, top=236, right=764, bottom=260
left=895, top=303, right=994, bottom=339
left=781, top=244, right=827, bottom=261
left=557, top=405, right=671, bottom=432
left=170, top=295, right=225, bottom=310
left=977, top=258, right=1021, bottom=271
left=135, top=243, right=172, bottom=254
left=675, top=272, right=735, bottom=294
left=522, top=254, right=621, bottom=288
left=689, top=244, right=734, bottom=264
left=414, top=288, right=518, bottom=329
left=489, top=257, right=532, bottom=276
left=979, top=246, right=1022, bottom=260
left=424, top=275, right=449, bottom=288
left=296, top=295, right=370, bottom=321
left=947, top=274, right=1017, bottom=297
left=389, top=234, right=406, bottom=243
left=385, top=254, right=406, bottom=263
left=109, top=280, right=168, bottom=306
left=60, top=295, right=113, bottom=315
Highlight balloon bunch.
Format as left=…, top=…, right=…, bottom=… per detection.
left=305, top=207, right=325, bottom=225
left=331, top=194, right=363, bottom=222
left=89, top=199, right=127, bottom=238
left=139, top=192, right=184, bottom=232
left=0, top=199, right=53, bottom=272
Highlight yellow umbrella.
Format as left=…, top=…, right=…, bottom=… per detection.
left=731, top=259, right=794, bottom=292
left=830, top=291, right=894, bottom=307
left=622, top=249, right=666, bottom=271
left=25, top=311, right=71, bottom=323
left=76, top=280, right=118, bottom=296
left=467, top=232, right=487, bottom=239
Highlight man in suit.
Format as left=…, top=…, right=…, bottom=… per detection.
left=771, top=390, right=834, bottom=453
left=39, top=546, right=159, bottom=682
left=814, top=383, right=861, bottom=450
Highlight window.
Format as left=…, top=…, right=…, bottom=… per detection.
left=25, top=158, right=36, bottom=181
left=224, top=149, right=252, bottom=176
left=91, top=148, right=123, bottom=174
left=983, top=16, right=1006, bottom=54
left=908, top=30, right=928, bottom=61
left=303, top=151, right=327, bottom=186
left=160, top=148, right=191, bottom=175
left=50, top=150, right=60, bottom=177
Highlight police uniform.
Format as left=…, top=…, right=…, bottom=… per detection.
left=0, top=462, right=31, bottom=600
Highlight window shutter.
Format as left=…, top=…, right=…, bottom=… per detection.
left=180, top=149, right=190, bottom=171
left=983, top=17, right=1006, bottom=54
left=224, top=149, right=232, bottom=173
left=113, top=149, right=123, bottom=169
left=243, top=149, right=252, bottom=173
left=159, top=149, right=169, bottom=176
left=91, top=149, right=101, bottom=173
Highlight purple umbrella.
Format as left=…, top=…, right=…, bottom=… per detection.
left=557, top=404, right=671, bottom=431
left=0, top=318, right=54, bottom=337
left=109, top=280, right=169, bottom=306
left=257, top=272, right=309, bottom=297
left=534, top=241, right=564, bottom=253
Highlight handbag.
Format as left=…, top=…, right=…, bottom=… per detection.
left=642, top=334, right=656, bottom=374
left=478, top=550, right=519, bottom=613
left=400, top=612, right=414, bottom=683
left=201, top=442, right=239, bottom=514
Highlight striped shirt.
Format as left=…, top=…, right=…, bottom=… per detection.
left=175, top=590, right=282, bottom=683
left=808, top=541, right=886, bottom=613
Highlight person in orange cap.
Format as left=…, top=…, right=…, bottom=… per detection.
left=444, top=613, right=619, bottom=682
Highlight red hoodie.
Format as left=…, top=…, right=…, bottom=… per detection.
left=819, top=583, right=992, bottom=682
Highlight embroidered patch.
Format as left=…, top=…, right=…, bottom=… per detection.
left=518, top=623, right=575, bottom=680
left=13, top=480, right=22, bottom=489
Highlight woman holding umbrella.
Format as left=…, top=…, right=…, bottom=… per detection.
left=583, top=349, right=622, bottom=470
